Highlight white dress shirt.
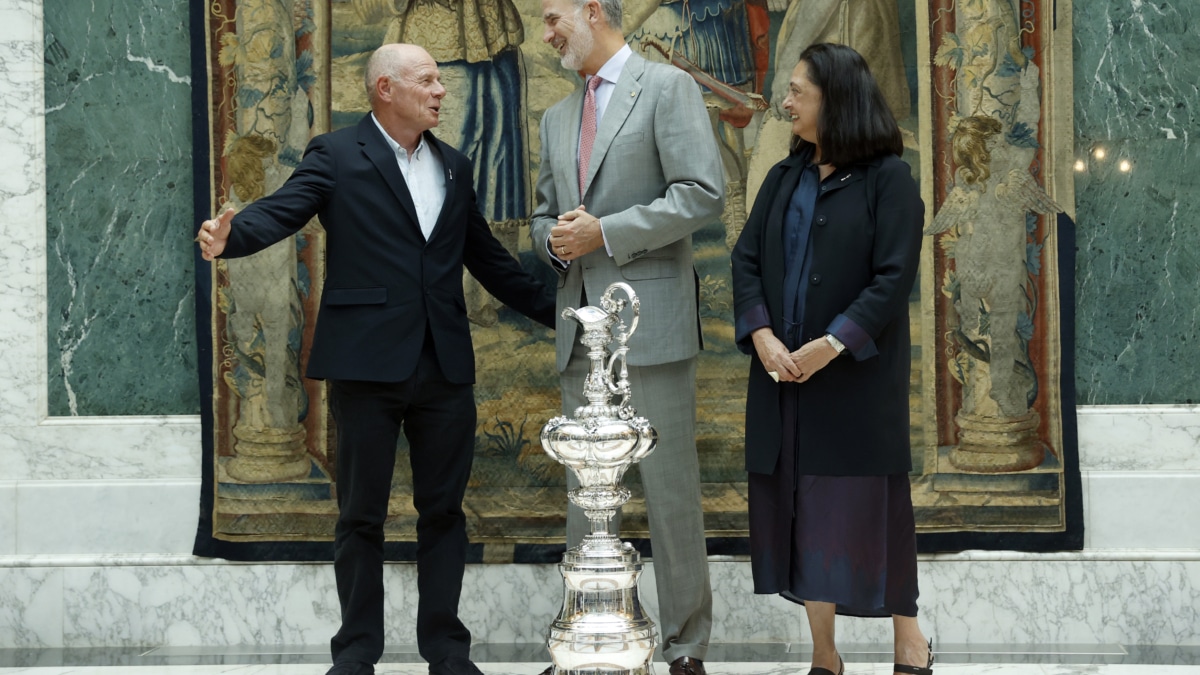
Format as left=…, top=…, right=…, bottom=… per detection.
left=372, top=113, right=446, bottom=240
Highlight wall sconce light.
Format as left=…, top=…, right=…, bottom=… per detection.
left=1119, top=159, right=1132, bottom=173
left=1093, top=147, right=1107, bottom=160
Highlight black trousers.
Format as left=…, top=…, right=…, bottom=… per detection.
left=327, top=339, right=476, bottom=666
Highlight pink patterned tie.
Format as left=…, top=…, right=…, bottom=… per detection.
left=578, top=75, right=603, bottom=196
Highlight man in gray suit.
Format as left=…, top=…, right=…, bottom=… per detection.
left=531, top=2, right=725, bottom=674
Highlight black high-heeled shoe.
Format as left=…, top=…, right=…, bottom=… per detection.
left=893, top=638, right=934, bottom=674
left=807, top=655, right=844, bottom=675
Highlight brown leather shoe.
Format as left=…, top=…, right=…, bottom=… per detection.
left=670, top=656, right=707, bottom=675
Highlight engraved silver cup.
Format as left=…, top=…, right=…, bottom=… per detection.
left=541, top=282, right=658, bottom=675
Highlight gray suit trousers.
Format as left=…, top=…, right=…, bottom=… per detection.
left=561, top=339, right=713, bottom=662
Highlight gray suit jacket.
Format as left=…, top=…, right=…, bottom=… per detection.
left=531, top=53, right=725, bottom=370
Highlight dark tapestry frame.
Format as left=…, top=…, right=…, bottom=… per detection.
left=192, top=0, right=1082, bottom=562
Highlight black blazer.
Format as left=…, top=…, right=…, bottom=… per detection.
left=223, top=115, right=555, bottom=384
left=731, top=151, right=924, bottom=476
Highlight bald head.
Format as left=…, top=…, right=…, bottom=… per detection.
left=365, top=43, right=429, bottom=107
left=364, top=43, right=446, bottom=152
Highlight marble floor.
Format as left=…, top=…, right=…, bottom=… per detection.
left=2, top=645, right=1199, bottom=674
left=3, top=665, right=1200, bottom=675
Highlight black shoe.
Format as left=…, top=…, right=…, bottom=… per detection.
left=326, top=662, right=373, bottom=675
left=808, top=655, right=843, bottom=675
left=669, top=656, right=707, bottom=675
left=894, top=639, right=934, bottom=674
left=536, top=668, right=553, bottom=675
left=429, top=654, right=485, bottom=675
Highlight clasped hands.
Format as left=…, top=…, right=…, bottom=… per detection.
left=549, top=205, right=604, bottom=262
left=751, top=328, right=838, bottom=384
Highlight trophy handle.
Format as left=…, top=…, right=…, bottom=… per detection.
left=600, top=283, right=640, bottom=413
left=606, top=346, right=631, bottom=410
left=601, top=282, right=640, bottom=342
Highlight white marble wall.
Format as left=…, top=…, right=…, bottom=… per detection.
left=0, top=555, right=1198, bottom=649
left=0, top=482, right=15, bottom=556
left=1077, top=406, right=1200, bottom=472
left=0, top=0, right=201, bottom=562
left=1075, top=406, right=1200, bottom=552
left=1, top=0, right=1198, bottom=654
left=0, top=0, right=45, bottom=433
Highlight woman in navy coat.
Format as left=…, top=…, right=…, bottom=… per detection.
left=731, top=43, right=933, bottom=675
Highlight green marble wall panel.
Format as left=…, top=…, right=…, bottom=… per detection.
left=1073, top=1, right=1200, bottom=404
left=44, top=1, right=197, bottom=415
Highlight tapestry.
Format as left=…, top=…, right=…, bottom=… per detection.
left=192, top=0, right=1082, bottom=562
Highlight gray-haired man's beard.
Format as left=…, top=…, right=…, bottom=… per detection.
left=559, top=22, right=594, bottom=71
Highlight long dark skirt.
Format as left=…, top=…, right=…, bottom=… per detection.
left=748, top=390, right=920, bottom=617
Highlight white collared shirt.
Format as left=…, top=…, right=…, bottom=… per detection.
left=371, top=113, right=446, bottom=240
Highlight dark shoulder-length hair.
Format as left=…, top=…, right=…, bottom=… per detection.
left=789, top=43, right=903, bottom=167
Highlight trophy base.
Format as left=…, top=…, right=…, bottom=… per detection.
left=548, top=666, right=654, bottom=675
left=548, top=534, right=658, bottom=674
left=548, top=625, right=657, bottom=675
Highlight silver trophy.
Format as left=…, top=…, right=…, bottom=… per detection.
left=541, top=282, right=659, bottom=675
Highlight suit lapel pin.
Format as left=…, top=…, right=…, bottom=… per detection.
left=840, top=174, right=851, bottom=181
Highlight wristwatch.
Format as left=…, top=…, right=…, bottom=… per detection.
left=824, top=333, right=846, bottom=354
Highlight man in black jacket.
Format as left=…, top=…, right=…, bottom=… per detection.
left=197, top=43, right=555, bottom=675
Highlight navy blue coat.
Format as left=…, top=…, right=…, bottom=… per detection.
left=222, top=115, right=555, bottom=384
left=731, top=152, right=924, bottom=476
